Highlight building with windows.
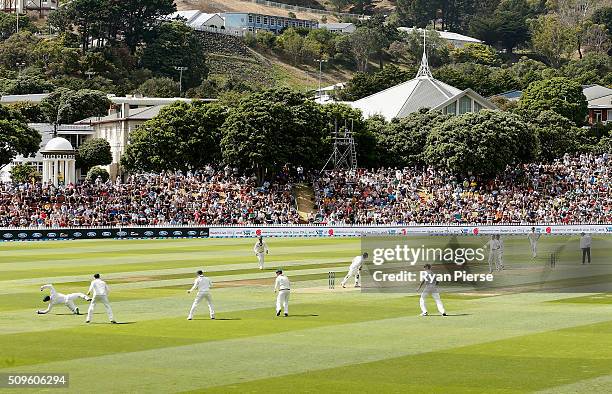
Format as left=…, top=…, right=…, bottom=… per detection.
left=166, top=10, right=225, bottom=30
left=222, top=12, right=317, bottom=33
left=348, top=49, right=495, bottom=121
left=318, top=23, right=356, bottom=34
left=584, top=84, right=612, bottom=125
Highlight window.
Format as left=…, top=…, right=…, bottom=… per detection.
left=263, top=17, right=268, bottom=25
left=256, top=16, right=261, bottom=24
left=248, top=15, right=253, bottom=23
left=607, top=109, right=612, bottom=122
left=594, top=110, right=602, bottom=123
left=474, top=101, right=483, bottom=112
left=444, top=101, right=457, bottom=115
left=459, top=96, right=472, bottom=114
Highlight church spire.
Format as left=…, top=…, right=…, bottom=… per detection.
left=415, top=28, right=432, bottom=78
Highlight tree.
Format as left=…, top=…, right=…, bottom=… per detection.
left=77, top=138, right=112, bottom=170
left=527, top=110, right=591, bottom=161
left=469, top=0, right=532, bottom=53
left=348, top=27, right=380, bottom=71
left=276, top=28, right=304, bottom=65
left=329, top=0, right=349, bottom=12
left=0, top=105, right=41, bottom=168
left=86, top=166, right=110, bottom=182
left=402, top=27, right=450, bottom=67
left=7, top=101, right=46, bottom=122
left=10, top=162, right=37, bottom=183
left=556, top=0, right=605, bottom=59
left=121, top=102, right=226, bottom=172
left=517, top=77, right=588, bottom=125
left=0, top=31, right=39, bottom=69
left=425, top=110, right=539, bottom=177
left=134, top=77, right=180, bottom=97
left=591, top=6, right=612, bottom=39
left=117, top=0, right=176, bottom=53
left=339, top=64, right=412, bottom=101
left=451, top=43, right=501, bottom=66
left=584, top=23, right=611, bottom=54
left=140, top=22, right=208, bottom=90
left=220, top=89, right=328, bottom=179
left=530, top=14, right=576, bottom=67
left=0, top=12, right=34, bottom=39
left=377, top=109, right=452, bottom=167
left=0, top=75, right=56, bottom=95
left=40, top=88, right=111, bottom=124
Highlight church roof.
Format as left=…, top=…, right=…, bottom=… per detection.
left=349, top=33, right=495, bottom=120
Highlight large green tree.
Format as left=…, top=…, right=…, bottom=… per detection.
left=530, top=14, right=576, bottom=67
left=140, top=22, right=208, bottom=90
left=134, top=77, right=180, bottom=97
left=377, top=109, right=451, bottom=167
left=339, top=64, right=412, bottom=101
left=220, top=89, right=328, bottom=178
left=76, top=138, right=112, bottom=170
left=0, top=105, right=41, bottom=167
left=517, top=77, right=588, bottom=125
left=40, top=88, right=110, bottom=124
left=122, top=102, right=226, bottom=172
left=527, top=110, right=592, bottom=161
left=425, top=110, right=539, bottom=177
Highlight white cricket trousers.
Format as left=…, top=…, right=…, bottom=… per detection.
left=189, top=291, right=215, bottom=319
left=420, top=287, right=445, bottom=315
left=488, top=251, right=498, bottom=273
left=87, top=295, right=114, bottom=321
left=276, top=290, right=290, bottom=314
left=341, top=268, right=360, bottom=287
left=530, top=242, right=537, bottom=258
left=257, top=253, right=265, bottom=269
left=65, top=293, right=88, bottom=312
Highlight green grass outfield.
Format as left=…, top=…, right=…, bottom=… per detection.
left=0, top=236, right=611, bottom=393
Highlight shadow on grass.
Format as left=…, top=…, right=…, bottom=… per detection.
left=286, top=314, right=319, bottom=317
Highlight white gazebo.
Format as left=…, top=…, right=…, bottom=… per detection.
left=41, top=137, right=76, bottom=186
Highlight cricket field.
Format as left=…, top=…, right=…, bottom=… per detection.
left=1, top=236, right=611, bottom=393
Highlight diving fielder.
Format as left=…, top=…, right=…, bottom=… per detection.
left=86, top=274, right=116, bottom=324
left=254, top=236, right=269, bottom=270
left=528, top=227, right=541, bottom=258
left=416, top=264, right=447, bottom=316
left=341, top=252, right=368, bottom=288
left=37, top=284, right=91, bottom=315
left=187, top=270, right=215, bottom=320
left=274, top=269, right=290, bottom=317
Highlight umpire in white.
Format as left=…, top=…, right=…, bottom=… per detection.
left=187, top=270, right=215, bottom=320
left=274, top=269, right=291, bottom=317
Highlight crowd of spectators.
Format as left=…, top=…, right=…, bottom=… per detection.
left=0, top=154, right=609, bottom=227
left=313, top=153, right=610, bottom=225
left=0, top=166, right=300, bottom=227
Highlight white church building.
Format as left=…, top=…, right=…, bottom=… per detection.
left=349, top=46, right=496, bottom=121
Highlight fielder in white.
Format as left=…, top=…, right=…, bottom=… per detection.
left=274, top=269, right=291, bottom=317
left=483, top=236, right=501, bottom=273
left=37, top=284, right=91, bottom=315
left=496, top=235, right=504, bottom=270
left=341, top=252, right=368, bottom=288
left=254, top=236, right=269, bottom=270
left=416, top=264, right=447, bottom=316
left=528, top=227, right=541, bottom=258
left=187, top=270, right=215, bottom=320
left=86, top=273, right=116, bottom=324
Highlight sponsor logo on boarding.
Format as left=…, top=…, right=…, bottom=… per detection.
left=187, top=230, right=197, bottom=236
left=173, top=231, right=182, bottom=236
left=3, top=233, right=13, bottom=239
left=144, top=231, right=154, bottom=236
left=117, top=231, right=127, bottom=237
left=102, top=231, right=111, bottom=237
left=87, top=232, right=96, bottom=237
left=32, top=232, right=42, bottom=238
left=47, top=233, right=57, bottom=238
left=73, top=232, right=82, bottom=237
left=18, top=233, right=28, bottom=239
left=159, top=231, right=168, bottom=236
